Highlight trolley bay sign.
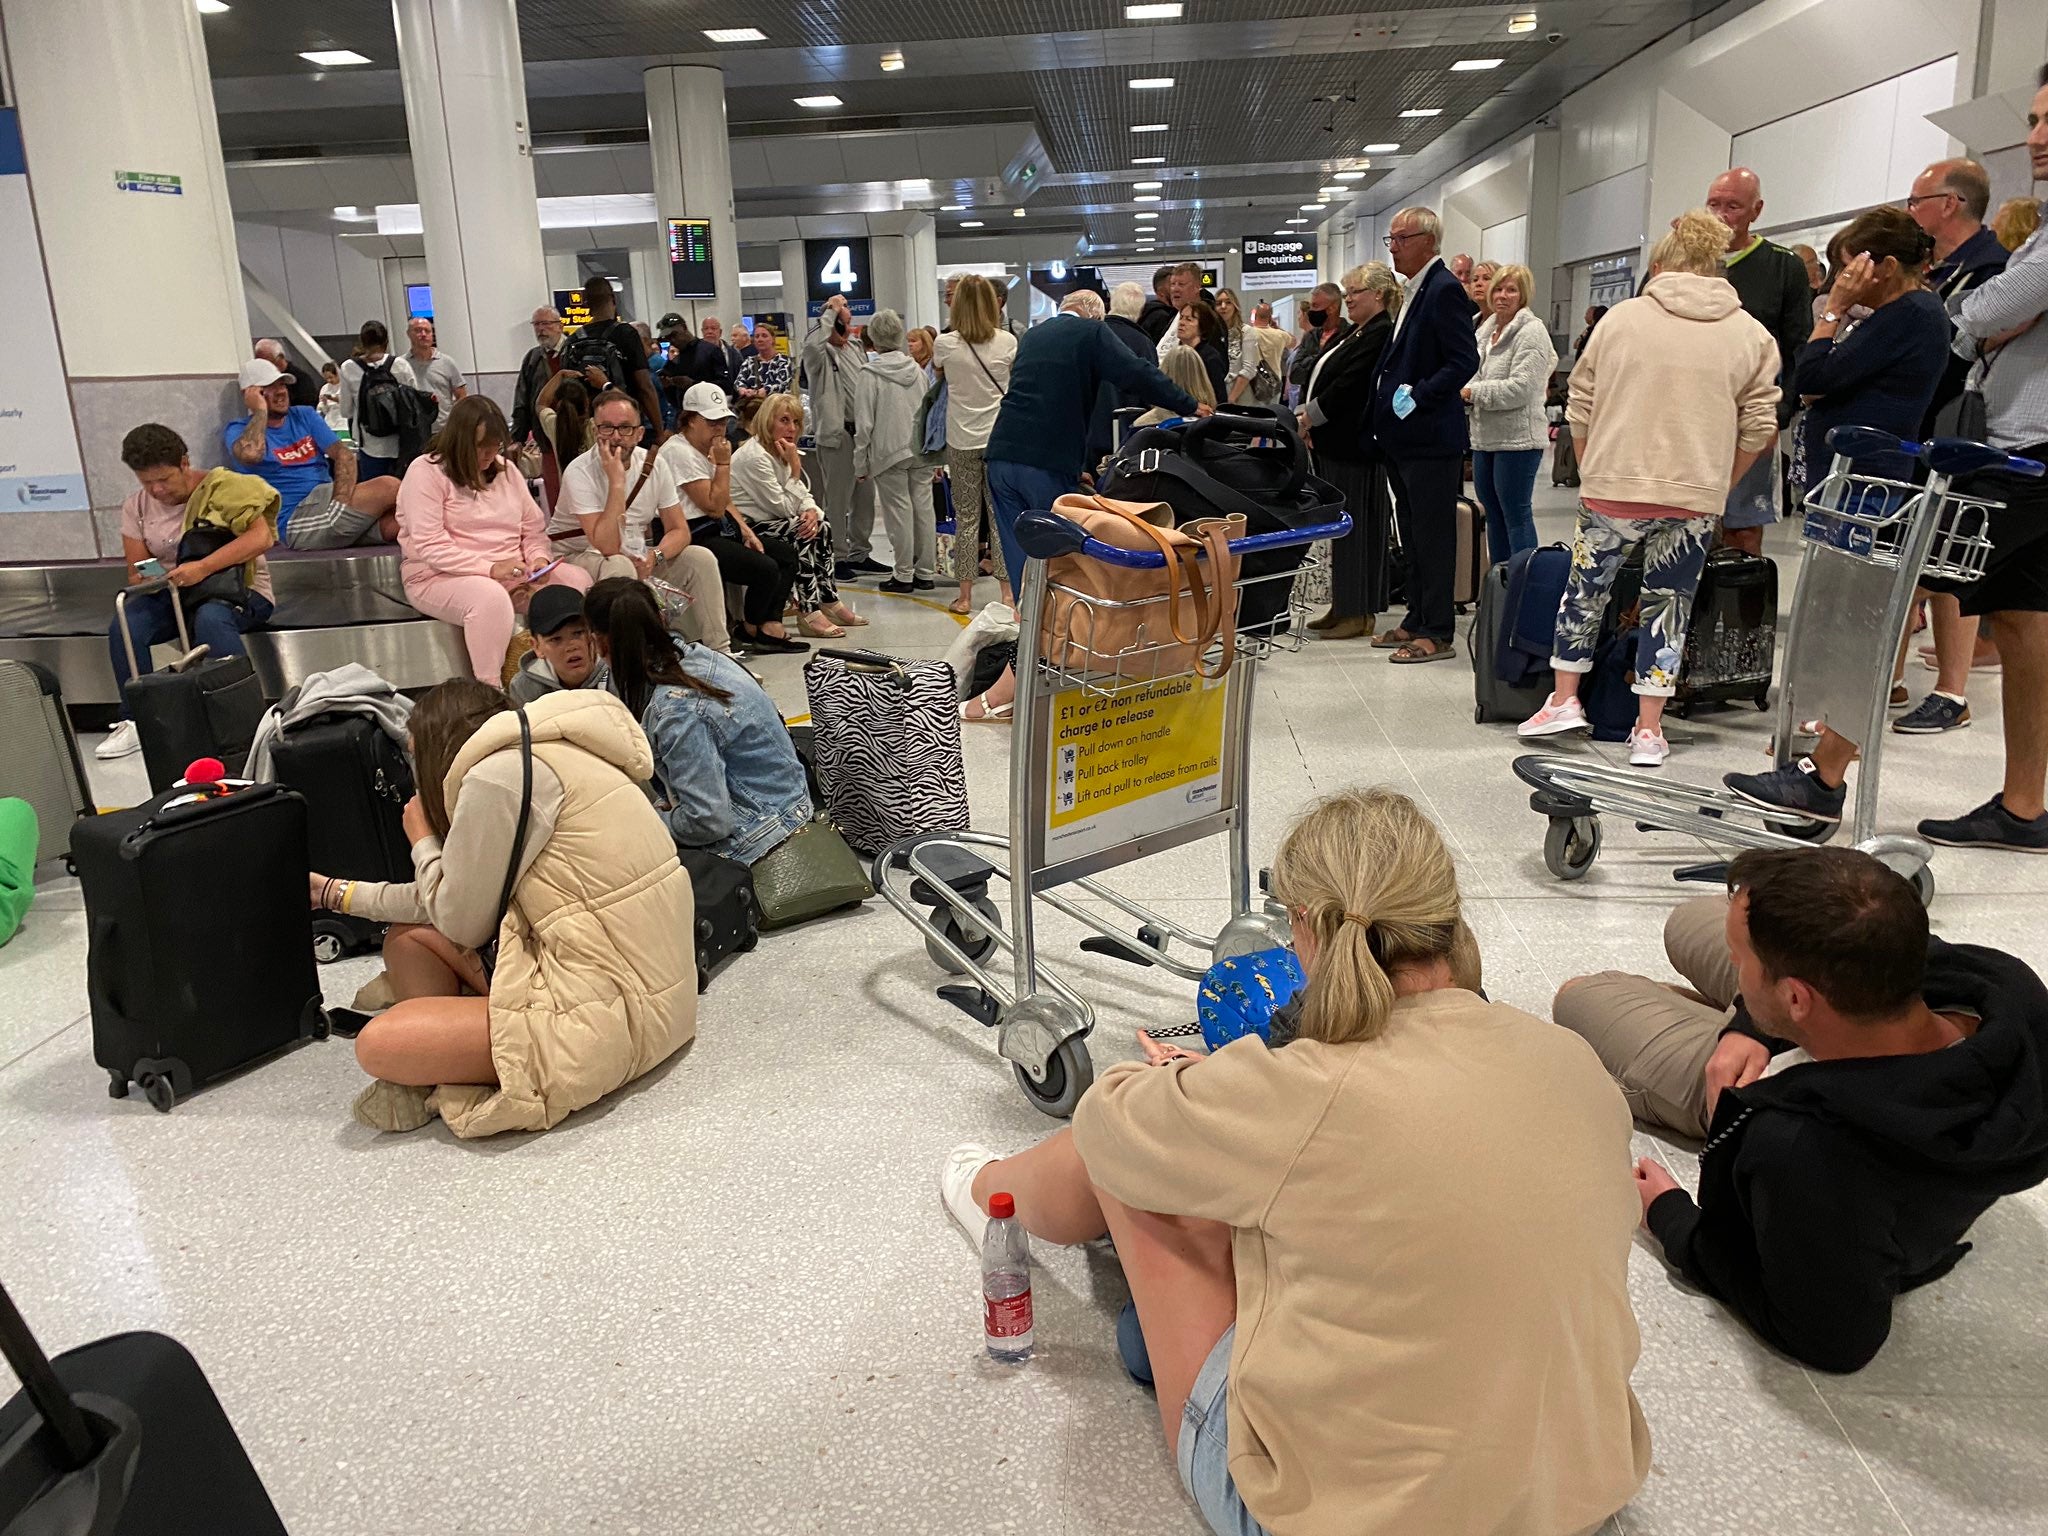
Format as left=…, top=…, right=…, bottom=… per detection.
left=1239, top=235, right=1317, bottom=292
left=1046, top=673, right=1230, bottom=862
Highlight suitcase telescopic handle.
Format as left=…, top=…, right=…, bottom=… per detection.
left=113, top=576, right=193, bottom=680
left=0, top=1280, right=100, bottom=1472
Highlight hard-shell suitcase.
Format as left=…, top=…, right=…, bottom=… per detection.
left=1453, top=495, right=1486, bottom=610
left=0, top=659, right=91, bottom=867
left=0, top=1281, right=289, bottom=1536
left=678, top=846, right=759, bottom=992
left=803, top=649, right=970, bottom=855
left=1470, top=562, right=1553, bottom=724
left=73, top=779, right=327, bottom=1111
left=115, top=585, right=266, bottom=794
left=267, top=713, right=414, bottom=963
left=1673, top=549, right=1777, bottom=716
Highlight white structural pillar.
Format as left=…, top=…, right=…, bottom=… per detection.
left=0, top=0, right=250, bottom=557
left=870, top=212, right=939, bottom=331
left=646, top=65, right=743, bottom=326
left=391, top=0, right=547, bottom=396
left=778, top=240, right=809, bottom=335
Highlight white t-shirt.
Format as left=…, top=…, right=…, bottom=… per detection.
left=931, top=329, right=1017, bottom=450
left=656, top=437, right=723, bottom=528
left=552, top=444, right=677, bottom=559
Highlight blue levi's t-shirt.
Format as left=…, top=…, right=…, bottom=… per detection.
left=222, top=404, right=337, bottom=532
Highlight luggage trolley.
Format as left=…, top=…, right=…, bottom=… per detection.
left=1514, top=428, right=2042, bottom=902
left=877, top=504, right=1351, bottom=1116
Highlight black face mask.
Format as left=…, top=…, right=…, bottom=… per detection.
left=1307, top=308, right=1328, bottom=328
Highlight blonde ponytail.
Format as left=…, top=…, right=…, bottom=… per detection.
left=1267, top=787, right=1473, bottom=1044
left=1649, top=208, right=1735, bottom=278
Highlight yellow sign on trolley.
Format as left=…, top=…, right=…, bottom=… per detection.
left=1045, top=672, right=1230, bottom=863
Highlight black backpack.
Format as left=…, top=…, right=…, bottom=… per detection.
left=1098, top=406, right=1343, bottom=636
left=354, top=358, right=438, bottom=469
left=563, top=325, right=629, bottom=394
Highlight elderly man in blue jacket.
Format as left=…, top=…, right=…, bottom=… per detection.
left=1369, top=206, right=1480, bottom=662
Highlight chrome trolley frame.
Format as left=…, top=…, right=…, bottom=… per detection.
left=877, top=505, right=1351, bottom=1116
left=1514, top=428, right=2043, bottom=903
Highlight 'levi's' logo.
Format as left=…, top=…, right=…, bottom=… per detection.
left=272, top=435, right=318, bottom=466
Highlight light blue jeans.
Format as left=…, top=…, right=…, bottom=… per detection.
left=1472, top=448, right=1543, bottom=565
left=1176, top=1327, right=1272, bottom=1536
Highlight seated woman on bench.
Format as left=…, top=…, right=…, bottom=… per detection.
left=938, top=787, right=1650, bottom=1536
left=310, top=677, right=695, bottom=1136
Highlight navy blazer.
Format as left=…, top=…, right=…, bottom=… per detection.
left=1370, top=261, right=1480, bottom=460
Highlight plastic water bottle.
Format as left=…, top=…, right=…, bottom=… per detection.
left=981, top=1192, right=1034, bottom=1363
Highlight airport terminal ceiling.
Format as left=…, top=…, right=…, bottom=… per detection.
left=204, top=0, right=1744, bottom=255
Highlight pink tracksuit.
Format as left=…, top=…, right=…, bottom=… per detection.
left=398, top=455, right=591, bottom=680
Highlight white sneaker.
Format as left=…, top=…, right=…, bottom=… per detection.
left=1627, top=727, right=1670, bottom=768
left=1516, top=693, right=1590, bottom=737
left=940, top=1142, right=998, bottom=1251
left=94, top=720, right=141, bottom=760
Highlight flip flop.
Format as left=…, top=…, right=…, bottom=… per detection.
left=1389, top=640, right=1456, bottom=664
left=1370, top=628, right=1415, bottom=650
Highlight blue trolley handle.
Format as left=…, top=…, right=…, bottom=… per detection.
left=1825, top=425, right=2045, bottom=479
left=1013, top=508, right=1354, bottom=569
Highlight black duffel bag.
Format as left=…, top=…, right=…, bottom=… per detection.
left=1098, top=406, right=1343, bottom=636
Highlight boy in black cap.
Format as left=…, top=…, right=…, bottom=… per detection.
left=508, top=585, right=607, bottom=704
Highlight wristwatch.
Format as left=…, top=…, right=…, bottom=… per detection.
left=1820, top=310, right=1843, bottom=326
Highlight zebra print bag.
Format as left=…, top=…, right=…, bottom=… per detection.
left=802, top=649, right=971, bottom=855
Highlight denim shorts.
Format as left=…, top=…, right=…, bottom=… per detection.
left=1176, top=1327, right=1272, bottom=1536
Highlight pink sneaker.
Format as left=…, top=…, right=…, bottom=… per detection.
left=1627, top=727, right=1670, bottom=767
left=1517, top=694, right=1590, bottom=737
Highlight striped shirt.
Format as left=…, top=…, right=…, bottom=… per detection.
left=1955, top=225, right=2048, bottom=452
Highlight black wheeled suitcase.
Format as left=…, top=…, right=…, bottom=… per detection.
left=1470, top=563, right=1552, bottom=724
left=114, top=586, right=266, bottom=794
left=678, top=846, right=759, bottom=992
left=1673, top=549, right=1778, bottom=717
left=0, top=659, right=92, bottom=867
left=0, top=1282, right=288, bottom=1536
left=73, top=780, right=327, bottom=1112
left=803, top=649, right=970, bottom=855
left=266, top=713, right=413, bottom=963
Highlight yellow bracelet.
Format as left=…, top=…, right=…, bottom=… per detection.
left=341, top=880, right=356, bottom=915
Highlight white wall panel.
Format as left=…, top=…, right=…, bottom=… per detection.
left=1559, top=166, right=1649, bottom=264
left=1479, top=216, right=1527, bottom=267
left=1647, top=91, right=1732, bottom=242
left=1731, top=57, right=1957, bottom=227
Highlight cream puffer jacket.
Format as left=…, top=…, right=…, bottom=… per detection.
left=1465, top=308, right=1558, bottom=453
left=430, top=689, right=697, bottom=1137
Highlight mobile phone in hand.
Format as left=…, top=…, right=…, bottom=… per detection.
left=136, top=558, right=166, bottom=578
left=525, top=558, right=561, bottom=582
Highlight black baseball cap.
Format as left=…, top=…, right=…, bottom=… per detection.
left=527, top=584, right=588, bottom=637
left=657, top=312, right=687, bottom=332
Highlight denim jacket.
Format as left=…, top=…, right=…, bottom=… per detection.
left=638, top=644, right=812, bottom=865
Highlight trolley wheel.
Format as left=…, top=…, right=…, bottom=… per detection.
left=1474, top=703, right=1485, bottom=725
left=926, top=895, right=1001, bottom=975
left=1014, top=1036, right=1095, bottom=1119
left=107, top=1070, right=128, bottom=1100
left=139, top=1072, right=176, bottom=1114
left=311, top=920, right=348, bottom=966
left=1543, top=816, right=1602, bottom=881
left=1910, top=863, right=1936, bottom=908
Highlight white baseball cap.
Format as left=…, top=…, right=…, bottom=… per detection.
left=238, top=358, right=294, bottom=389
left=681, top=381, right=734, bottom=421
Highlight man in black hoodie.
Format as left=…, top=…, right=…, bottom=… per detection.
left=1554, top=847, right=2048, bottom=1373
left=1135, top=265, right=1178, bottom=344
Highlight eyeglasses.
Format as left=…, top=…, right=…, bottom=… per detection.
left=1904, top=192, right=1958, bottom=210
left=593, top=421, right=641, bottom=437
left=1384, top=230, right=1424, bottom=246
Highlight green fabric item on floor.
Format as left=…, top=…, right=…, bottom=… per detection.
left=0, top=797, right=38, bottom=947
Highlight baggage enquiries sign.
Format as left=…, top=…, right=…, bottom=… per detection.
left=1240, top=235, right=1317, bottom=292
left=0, top=110, right=88, bottom=513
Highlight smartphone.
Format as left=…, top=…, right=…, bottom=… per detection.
left=525, top=558, right=561, bottom=582
left=136, top=557, right=166, bottom=578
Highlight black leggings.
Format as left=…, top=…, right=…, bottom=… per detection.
left=704, top=530, right=798, bottom=628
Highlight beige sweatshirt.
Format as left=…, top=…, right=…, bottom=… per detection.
left=1072, top=989, right=1650, bottom=1536
left=1566, top=272, right=1782, bottom=516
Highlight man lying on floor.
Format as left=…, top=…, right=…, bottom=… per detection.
left=1555, top=847, right=2048, bottom=1372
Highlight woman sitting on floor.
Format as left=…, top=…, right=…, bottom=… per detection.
left=311, top=677, right=694, bottom=1137
left=585, top=578, right=813, bottom=866
left=940, top=786, right=1650, bottom=1536
left=728, top=391, right=866, bottom=638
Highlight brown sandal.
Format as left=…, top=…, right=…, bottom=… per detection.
left=1371, top=626, right=1415, bottom=650
left=1389, top=639, right=1456, bottom=664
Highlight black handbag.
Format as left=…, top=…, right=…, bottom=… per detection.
left=476, top=709, right=533, bottom=987
left=172, top=525, right=248, bottom=610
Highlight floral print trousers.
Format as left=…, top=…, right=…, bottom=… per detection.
left=1551, top=507, right=1715, bottom=697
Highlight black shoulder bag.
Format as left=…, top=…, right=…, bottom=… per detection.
left=476, top=708, right=534, bottom=987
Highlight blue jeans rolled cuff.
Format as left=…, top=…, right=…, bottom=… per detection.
left=1176, top=1326, right=1271, bottom=1536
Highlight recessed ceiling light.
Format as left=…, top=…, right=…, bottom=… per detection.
left=941, top=203, right=966, bottom=211
left=1286, top=217, right=1309, bottom=225
left=880, top=50, right=905, bottom=71
left=195, top=0, right=230, bottom=13
left=1135, top=212, right=1158, bottom=220
left=300, top=49, right=371, bottom=66
left=1135, top=194, right=1161, bottom=202
left=1399, top=108, right=1441, bottom=118
left=1130, top=123, right=1169, bottom=133
left=794, top=94, right=842, bottom=108
left=1132, top=156, right=1165, bottom=165
left=1127, top=1, right=1182, bottom=15
left=1299, top=203, right=1324, bottom=211
left=1012, top=207, right=1027, bottom=217
left=1508, top=12, right=1539, bottom=34
left=1362, top=142, right=1401, bottom=153
left=1133, top=180, right=1163, bottom=190
left=1130, top=77, right=1175, bottom=90
left=1318, top=184, right=1346, bottom=194
left=702, top=27, right=765, bottom=42
left=1333, top=170, right=1366, bottom=180
left=1452, top=58, right=1503, bottom=71
left=960, top=220, right=985, bottom=228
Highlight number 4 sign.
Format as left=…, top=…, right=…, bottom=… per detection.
left=803, top=235, right=874, bottom=319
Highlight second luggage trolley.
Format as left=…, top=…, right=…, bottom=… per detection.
left=877, top=504, right=1350, bottom=1116
left=1514, top=428, right=2042, bottom=902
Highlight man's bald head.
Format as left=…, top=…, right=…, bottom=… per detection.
left=1706, top=168, right=1763, bottom=248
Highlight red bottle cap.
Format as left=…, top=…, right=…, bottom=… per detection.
left=987, top=1192, right=1016, bottom=1219
left=184, top=757, right=226, bottom=786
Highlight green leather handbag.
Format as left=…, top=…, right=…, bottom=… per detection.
left=751, top=816, right=873, bottom=930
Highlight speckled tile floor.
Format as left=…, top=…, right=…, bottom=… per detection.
left=3, top=484, right=2046, bottom=1534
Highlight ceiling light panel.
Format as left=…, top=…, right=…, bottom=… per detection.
left=1125, top=2, right=1182, bottom=16
left=1133, top=181, right=1163, bottom=190
left=1129, top=77, right=1175, bottom=89
left=300, top=49, right=370, bottom=66
left=702, top=27, right=764, bottom=42
left=195, top=0, right=230, bottom=12
left=1130, top=123, right=1169, bottom=133
left=1132, top=156, right=1165, bottom=165
left=1362, top=142, right=1401, bottom=153
left=1452, top=58, right=1503, bottom=71
left=1399, top=108, right=1441, bottom=117
left=794, top=94, right=842, bottom=108
left=1334, top=171, right=1366, bottom=181
left=1508, top=13, right=1539, bottom=34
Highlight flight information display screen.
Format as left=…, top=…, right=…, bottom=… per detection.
left=668, top=217, right=716, bottom=300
